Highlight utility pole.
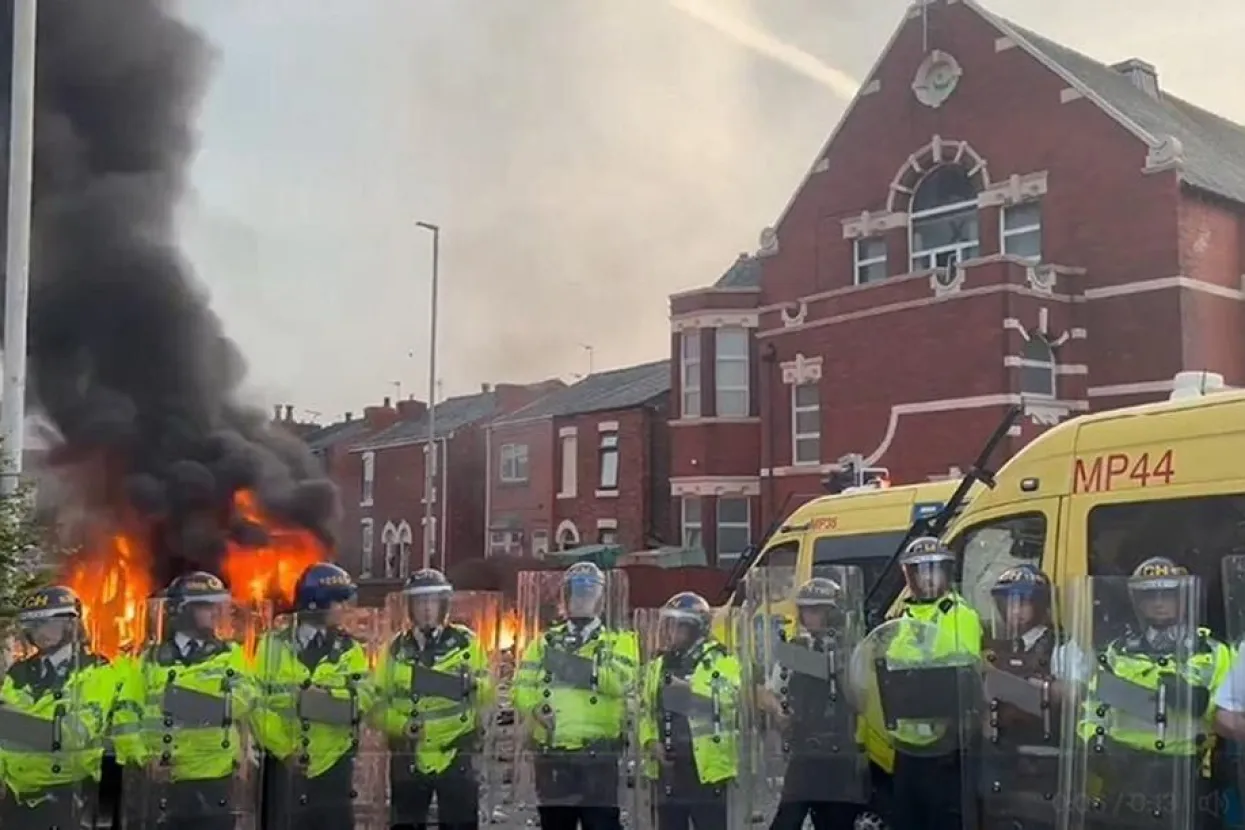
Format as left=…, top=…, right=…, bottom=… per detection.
left=0, top=0, right=37, bottom=496
left=580, top=343, right=594, bottom=376
left=414, top=221, right=440, bottom=570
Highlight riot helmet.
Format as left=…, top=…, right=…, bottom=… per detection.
left=17, top=585, right=82, bottom=653
left=403, top=568, right=452, bottom=634
left=659, top=591, right=711, bottom=653
left=793, top=577, right=845, bottom=635
left=295, top=563, right=357, bottom=626
left=165, top=571, right=231, bottom=640
left=561, top=562, right=605, bottom=624
left=900, top=536, right=955, bottom=601
left=990, top=564, right=1052, bottom=640
left=1128, top=556, right=1194, bottom=632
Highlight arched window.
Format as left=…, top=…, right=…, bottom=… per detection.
left=397, top=521, right=413, bottom=577
left=555, top=520, right=580, bottom=551
left=1020, top=335, right=1056, bottom=398
left=381, top=522, right=399, bottom=578
left=910, top=165, right=980, bottom=271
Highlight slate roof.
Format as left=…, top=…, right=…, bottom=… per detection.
left=351, top=391, right=500, bottom=451
left=713, top=254, right=762, bottom=289
left=980, top=6, right=1245, bottom=205
left=494, top=360, right=670, bottom=424
left=303, top=419, right=369, bottom=451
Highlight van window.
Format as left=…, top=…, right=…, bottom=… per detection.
left=813, top=530, right=908, bottom=618
left=1087, top=494, right=1245, bottom=638
left=731, top=539, right=799, bottom=606
left=950, top=513, right=1046, bottom=618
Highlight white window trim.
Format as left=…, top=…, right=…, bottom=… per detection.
left=381, top=521, right=399, bottom=579
left=360, top=518, right=374, bottom=578
left=558, top=433, right=578, bottom=499
left=499, top=443, right=529, bottom=483
left=680, top=331, right=702, bottom=418
left=714, top=327, right=750, bottom=417
left=531, top=530, right=550, bottom=557
left=791, top=382, right=821, bottom=466
left=715, top=497, right=752, bottom=564
left=853, top=237, right=887, bottom=285
left=1000, top=202, right=1042, bottom=262
left=360, top=451, right=375, bottom=507
left=681, top=497, right=702, bottom=549
left=1020, top=335, right=1057, bottom=399
left=396, top=521, right=413, bottom=577
left=598, top=431, right=620, bottom=491
left=555, top=519, right=581, bottom=551
left=909, top=197, right=980, bottom=272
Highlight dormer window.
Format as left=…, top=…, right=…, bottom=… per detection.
left=910, top=165, right=980, bottom=271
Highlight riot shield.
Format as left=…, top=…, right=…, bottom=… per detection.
left=633, top=603, right=754, bottom=830
left=1058, top=574, right=1205, bottom=830
left=742, top=564, right=868, bottom=824
left=377, top=587, right=500, bottom=828
left=127, top=596, right=262, bottom=830
left=255, top=604, right=390, bottom=830
left=0, top=622, right=108, bottom=830
left=977, top=579, right=1066, bottom=829
left=509, top=568, right=633, bottom=826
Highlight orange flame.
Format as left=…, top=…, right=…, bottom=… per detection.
left=221, top=489, right=326, bottom=609
left=64, top=528, right=154, bottom=659
left=498, top=608, right=519, bottom=652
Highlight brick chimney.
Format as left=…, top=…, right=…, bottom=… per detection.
left=362, top=397, right=399, bottom=431
left=272, top=404, right=281, bottom=421
left=1111, top=58, right=1159, bottom=97
left=284, top=404, right=294, bottom=422
left=396, top=398, right=428, bottom=420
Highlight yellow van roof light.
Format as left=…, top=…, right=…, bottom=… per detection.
left=1168, top=370, right=1231, bottom=401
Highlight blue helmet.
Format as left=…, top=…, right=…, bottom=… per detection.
left=991, top=564, right=1051, bottom=603
left=295, top=563, right=357, bottom=611
left=17, top=585, right=82, bottom=624
left=166, top=571, right=231, bottom=611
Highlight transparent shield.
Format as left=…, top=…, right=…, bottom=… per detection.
left=253, top=605, right=389, bottom=830
left=978, top=583, right=1065, bottom=829
left=509, top=569, right=635, bottom=826
left=0, top=622, right=108, bottom=829
left=1222, top=555, right=1245, bottom=827
left=127, top=597, right=263, bottom=830
left=633, top=604, right=753, bottom=830
left=742, top=564, right=868, bottom=825
left=378, top=589, right=500, bottom=828
left=1058, top=575, right=1206, bottom=830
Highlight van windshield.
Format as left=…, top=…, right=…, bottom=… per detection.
left=813, top=530, right=908, bottom=615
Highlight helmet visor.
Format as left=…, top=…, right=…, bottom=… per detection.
left=563, top=575, right=603, bottom=617
left=658, top=607, right=702, bottom=648
left=903, top=560, right=952, bottom=600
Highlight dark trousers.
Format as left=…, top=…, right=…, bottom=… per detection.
left=533, top=748, right=623, bottom=830
left=0, top=781, right=98, bottom=830
left=893, top=751, right=967, bottom=830
left=655, top=779, right=729, bottom=830
left=261, top=753, right=355, bottom=830
left=389, top=752, right=479, bottom=830
left=769, top=754, right=862, bottom=830
left=133, top=775, right=237, bottom=830
left=536, top=805, right=623, bottom=830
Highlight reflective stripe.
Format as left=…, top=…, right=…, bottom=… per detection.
left=110, top=722, right=142, bottom=736
left=417, top=701, right=473, bottom=722
left=691, top=722, right=737, bottom=738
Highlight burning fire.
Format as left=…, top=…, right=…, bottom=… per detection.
left=63, top=488, right=327, bottom=659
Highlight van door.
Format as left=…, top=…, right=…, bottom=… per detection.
left=945, top=500, right=1061, bottom=619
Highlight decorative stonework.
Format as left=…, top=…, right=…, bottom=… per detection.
left=1024, top=400, right=1073, bottom=427
left=1026, top=264, right=1058, bottom=295
left=977, top=171, right=1049, bottom=208
left=671, top=477, right=761, bottom=497
left=912, top=50, right=963, bottom=109
left=780, top=301, right=807, bottom=328
left=1145, top=135, right=1185, bottom=172
left=929, top=263, right=966, bottom=297
left=671, top=311, right=759, bottom=332
left=781, top=353, right=823, bottom=385
left=841, top=209, right=908, bottom=240
left=887, top=136, right=990, bottom=213
left=757, top=227, right=779, bottom=256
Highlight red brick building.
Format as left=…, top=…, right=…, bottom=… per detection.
left=486, top=360, right=671, bottom=557
left=669, top=0, right=1245, bottom=565
left=333, top=382, right=562, bottom=584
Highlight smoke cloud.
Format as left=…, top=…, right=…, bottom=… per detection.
left=1, top=0, right=337, bottom=583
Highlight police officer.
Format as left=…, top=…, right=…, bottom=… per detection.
left=0, top=585, right=115, bottom=830
left=255, top=563, right=372, bottom=830
left=512, top=562, right=638, bottom=830
left=374, top=568, right=493, bottom=830
left=637, top=591, right=741, bottom=830
left=111, top=571, right=258, bottom=830
left=763, top=576, right=863, bottom=830
left=885, top=536, right=982, bottom=830
left=1075, top=557, right=1231, bottom=829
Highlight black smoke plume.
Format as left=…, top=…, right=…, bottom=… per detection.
left=0, top=1, right=339, bottom=585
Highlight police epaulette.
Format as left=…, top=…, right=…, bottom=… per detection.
left=938, top=597, right=956, bottom=615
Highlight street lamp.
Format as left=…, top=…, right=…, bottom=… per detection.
left=414, top=221, right=440, bottom=570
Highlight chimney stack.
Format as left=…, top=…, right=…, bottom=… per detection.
left=345, top=411, right=353, bottom=422
left=284, top=404, right=294, bottom=422
left=1111, top=58, right=1159, bottom=97
left=383, top=396, right=392, bottom=408
left=481, top=383, right=492, bottom=394
left=273, top=404, right=281, bottom=421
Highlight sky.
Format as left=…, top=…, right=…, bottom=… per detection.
left=173, top=0, right=1245, bottom=425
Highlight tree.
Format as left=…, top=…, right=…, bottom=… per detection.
left=0, top=480, right=52, bottom=639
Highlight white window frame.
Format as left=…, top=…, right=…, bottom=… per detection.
left=715, top=497, right=752, bottom=564
left=1019, top=335, right=1056, bottom=398
left=598, top=432, right=620, bottom=491
left=397, top=521, right=413, bottom=577
left=360, top=451, right=375, bottom=506
left=680, top=331, right=702, bottom=417
left=714, top=327, right=750, bottom=417
left=381, top=521, right=399, bottom=579
left=853, top=237, right=887, bottom=285
left=499, top=443, right=529, bottom=483
left=360, top=518, right=374, bottom=578
left=791, top=382, right=821, bottom=465
left=599, top=528, right=619, bottom=546
left=558, top=434, right=578, bottom=498
left=681, top=497, right=703, bottom=550
left=910, top=197, right=981, bottom=271
left=532, top=530, right=550, bottom=557
left=1001, top=201, right=1042, bottom=262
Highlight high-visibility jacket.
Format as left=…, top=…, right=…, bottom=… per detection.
left=1078, top=628, right=1231, bottom=759
left=883, top=593, right=982, bottom=748
left=372, top=624, right=494, bottom=775
left=637, top=639, right=740, bottom=786
left=0, top=649, right=116, bottom=805
left=111, top=638, right=257, bottom=782
left=253, top=626, right=375, bottom=778
left=512, top=621, right=638, bottom=750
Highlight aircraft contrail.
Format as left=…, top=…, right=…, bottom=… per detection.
left=669, top=0, right=860, bottom=100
